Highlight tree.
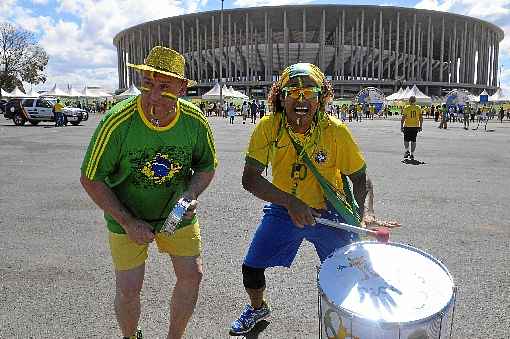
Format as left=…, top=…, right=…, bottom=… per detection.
left=0, top=22, right=48, bottom=92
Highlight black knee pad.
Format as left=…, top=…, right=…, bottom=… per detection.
left=242, top=264, right=266, bottom=290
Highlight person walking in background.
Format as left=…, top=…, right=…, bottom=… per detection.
left=438, top=104, right=448, bottom=129
left=53, top=98, right=65, bottom=127
left=242, top=101, right=249, bottom=124
left=401, top=96, right=423, bottom=161
left=228, top=102, right=236, bottom=124
left=259, top=101, right=266, bottom=119
left=250, top=100, right=259, bottom=124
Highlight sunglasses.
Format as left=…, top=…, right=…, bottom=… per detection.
left=282, top=87, right=321, bottom=100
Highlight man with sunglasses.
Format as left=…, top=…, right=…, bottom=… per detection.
left=80, top=46, right=217, bottom=339
left=229, top=63, right=375, bottom=335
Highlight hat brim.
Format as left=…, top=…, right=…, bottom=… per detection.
left=127, top=63, right=197, bottom=87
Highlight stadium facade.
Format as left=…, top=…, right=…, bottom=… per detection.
left=113, top=5, right=504, bottom=98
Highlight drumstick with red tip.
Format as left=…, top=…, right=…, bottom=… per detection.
left=315, top=218, right=390, bottom=243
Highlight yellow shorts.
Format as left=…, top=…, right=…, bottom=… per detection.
left=108, top=222, right=201, bottom=271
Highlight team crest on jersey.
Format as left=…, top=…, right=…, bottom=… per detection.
left=141, top=153, right=183, bottom=184
left=315, top=150, right=328, bottom=164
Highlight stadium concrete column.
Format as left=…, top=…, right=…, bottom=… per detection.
left=440, top=16, right=445, bottom=83
left=494, top=37, right=499, bottom=87
left=228, top=14, right=232, bottom=80
left=366, top=19, right=376, bottom=80
left=211, top=16, right=215, bottom=80
left=265, top=12, right=268, bottom=80
left=168, top=22, right=172, bottom=49
left=341, top=9, right=345, bottom=80
left=320, top=9, right=325, bottom=70
left=245, top=13, right=249, bottom=80
left=158, top=23, right=161, bottom=44
left=303, top=9, right=306, bottom=58
left=453, top=22, right=457, bottom=83
left=116, top=44, right=121, bottom=89
left=447, top=32, right=452, bottom=83
left=387, top=20, right=392, bottom=79
left=370, top=20, right=374, bottom=79
left=360, top=10, right=364, bottom=79
left=379, top=10, right=383, bottom=80
left=427, top=16, right=431, bottom=82
left=203, top=25, right=208, bottom=81
left=430, top=26, right=434, bottom=84
left=395, top=12, right=400, bottom=81
left=461, top=22, right=467, bottom=83
left=284, top=10, right=289, bottom=67
left=190, top=24, right=194, bottom=80
left=196, top=18, right=201, bottom=81
left=233, top=22, right=237, bottom=80
left=350, top=26, right=354, bottom=79
left=402, top=22, right=407, bottom=80
left=417, top=23, right=421, bottom=81
left=412, top=13, right=416, bottom=80
left=354, top=18, right=359, bottom=79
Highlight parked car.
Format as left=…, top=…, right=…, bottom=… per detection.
left=0, top=99, right=7, bottom=114
left=3, top=98, right=89, bottom=126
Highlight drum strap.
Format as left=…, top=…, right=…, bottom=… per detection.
left=288, top=133, right=361, bottom=226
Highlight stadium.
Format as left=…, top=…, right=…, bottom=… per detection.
left=113, top=5, right=504, bottom=98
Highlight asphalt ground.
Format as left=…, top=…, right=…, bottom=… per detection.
left=0, top=113, right=509, bottom=339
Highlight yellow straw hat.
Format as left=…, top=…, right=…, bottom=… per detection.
left=127, top=46, right=197, bottom=87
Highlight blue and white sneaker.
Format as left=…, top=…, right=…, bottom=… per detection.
left=229, top=301, right=271, bottom=335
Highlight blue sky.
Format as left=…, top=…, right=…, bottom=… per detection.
left=2, top=0, right=510, bottom=92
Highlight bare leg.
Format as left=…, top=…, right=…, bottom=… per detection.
left=411, top=141, right=416, bottom=154
left=114, top=264, right=145, bottom=337
left=246, top=287, right=265, bottom=309
left=167, top=256, right=203, bottom=339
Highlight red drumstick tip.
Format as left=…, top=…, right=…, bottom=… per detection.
left=375, top=228, right=390, bottom=243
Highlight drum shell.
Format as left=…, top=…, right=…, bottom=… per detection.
left=318, top=241, right=456, bottom=339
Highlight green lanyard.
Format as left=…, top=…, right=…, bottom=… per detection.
left=287, top=132, right=361, bottom=226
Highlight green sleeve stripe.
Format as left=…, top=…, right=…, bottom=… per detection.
left=85, top=104, right=135, bottom=179
left=245, top=156, right=266, bottom=170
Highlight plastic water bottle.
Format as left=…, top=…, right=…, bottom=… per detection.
left=161, top=197, right=192, bottom=234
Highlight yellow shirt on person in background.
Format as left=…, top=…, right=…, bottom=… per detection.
left=402, top=104, right=422, bottom=127
left=245, top=114, right=366, bottom=209
left=54, top=102, right=64, bottom=113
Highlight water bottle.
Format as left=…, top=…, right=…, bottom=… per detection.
left=160, top=197, right=192, bottom=234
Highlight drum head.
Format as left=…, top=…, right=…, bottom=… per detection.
left=319, top=242, right=454, bottom=325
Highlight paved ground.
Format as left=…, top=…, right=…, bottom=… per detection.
left=0, top=113, right=509, bottom=339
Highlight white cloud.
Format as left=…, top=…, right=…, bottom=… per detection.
left=3, top=0, right=203, bottom=90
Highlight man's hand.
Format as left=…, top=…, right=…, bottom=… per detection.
left=124, top=219, right=155, bottom=245
left=181, top=191, right=198, bottom=220
left=362, top=213, right=401, bottom=229
left=286, top=196, right=321, bottom=228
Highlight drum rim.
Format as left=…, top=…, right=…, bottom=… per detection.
left=317, top=241, right=456, bottom=328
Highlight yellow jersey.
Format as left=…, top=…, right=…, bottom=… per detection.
left=402, top=104, right=422, bottom=127
left=54, top=102, right=64, bottom=113
left=246, top=114, right=366, bottom=209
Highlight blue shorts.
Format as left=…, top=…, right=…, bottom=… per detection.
left=244, top=203, right=359, bottom=268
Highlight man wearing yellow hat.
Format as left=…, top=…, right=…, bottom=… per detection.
left=80, top=46, right=217, bottom=339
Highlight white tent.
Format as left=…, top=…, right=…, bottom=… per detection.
left=2, top=87, right=26, bottom=98
left=116, top=84, right=141, bottom=98
left=201, top=83, right=222, bottom=100
left=489, top=88, right=509, bottom=102
left=65, top=85, right=83, bottom=97
left=24, top=88, right=41, bottom=98
left=0, top=88, right=6, bottom=97
left=228, top=86, right=248, bottom=99
left=42, top=84, right=68, bottom=97
left=81, top=86, right=111, bottom=98
left=386, top=87, right=404, bottom=101
left=408, top=85, right=432, bottom=104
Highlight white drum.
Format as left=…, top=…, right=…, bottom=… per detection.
left=318, top=242, right=456, bottom=339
